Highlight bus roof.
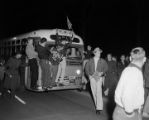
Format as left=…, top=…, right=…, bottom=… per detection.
left=3, top=29, right=84, bottom=45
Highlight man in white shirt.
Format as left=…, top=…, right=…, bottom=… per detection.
left=25, top=38, right=38, bottom=89
left=113, top=47, right=146, bottom=120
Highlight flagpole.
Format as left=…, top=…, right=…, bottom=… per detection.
left=66, top=16, right=74, bottom=42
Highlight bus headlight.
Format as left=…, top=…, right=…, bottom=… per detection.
left=76, top=69, right=81, bottom=75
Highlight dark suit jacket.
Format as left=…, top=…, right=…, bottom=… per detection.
left=143, top=59, right=149, bottom=88
left=85, top=58, right=108, bottom=77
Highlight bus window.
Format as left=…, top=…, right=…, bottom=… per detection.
left=21, top=45, right=26, bottom=54
left=12, top=41, right=15, bottom=46
left=21, top=38, right=28, bottom=45
left=73, top=38, right=80, bottom=43
left=8, top=46, right=11, bottom=56
left=16, top=40, right=20, bottom=45
left=8, top=41, right=11, bottom=46
left=12, top=46, right=15, bottom=55
left=32, top=37, right=41, bottom=45
left=67, top=47, right=82, bottom=59
left=16, top=45, right=21, bottom=52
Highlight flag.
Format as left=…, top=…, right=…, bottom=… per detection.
left=67, top=16, right=72, bottom=30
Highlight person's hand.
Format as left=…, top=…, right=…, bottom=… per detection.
left=25, top=58, right=28, bottom=63
left=9, top=75, right=12, bottom=78
left=125, top=111, right=135, bottom=117
left=98, top=72, right=104, bottom=77
left=49, top=61, right=52, bottom=65
left=104, top=88, right=109, bottom=96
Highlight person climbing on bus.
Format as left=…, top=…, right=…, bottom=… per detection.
left=25, top=38, right=39, bottom=90
left=55, top=36, right=72, bottom=86
left=36, top=38, right=53, bottom=90
left=49, top=46, right=61, bottom=88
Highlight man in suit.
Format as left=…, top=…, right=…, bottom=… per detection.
left=85, top=47, right=108, bottom=115
left=142, top=58, right=149, bottom=118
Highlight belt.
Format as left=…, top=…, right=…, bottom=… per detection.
left=116, top=104, right=139, bottom=113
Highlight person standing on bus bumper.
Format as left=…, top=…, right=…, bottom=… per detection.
left=36, top=38, right=52, bottom=89
left=26, top=38, right=38, bottom=89
left=85, top=47, right=108, bottom=115
left=56, top=56, right=66, bottom=83
left=55, top=42, right=70, bottom=84
left=113, top=47, right=146, bottom=120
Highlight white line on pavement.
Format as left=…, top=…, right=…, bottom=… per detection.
left=7, top=90, right=26, bottom=105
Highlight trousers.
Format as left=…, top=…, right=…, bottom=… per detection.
left=55, top=57, right=66, bottom=83
left=90, top=77, right=104, bottom=110
left=113, top=105, right=142, bottom=120
left=40, top=59, right=51, bottom=87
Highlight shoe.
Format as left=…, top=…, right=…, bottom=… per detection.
left=31, top=86, right=36, bottom=90
left=46, top=86, right=53, bottom=90
left=143, top=112, right=149, bottom=118
left=58, top=83, right=64, bottom=86
left=52, top=83, right=57, bottom=87
left=96, top=110, right=101, bottom=115
left=43, top=87, right=48, bottom=91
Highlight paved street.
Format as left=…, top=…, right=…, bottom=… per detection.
left=0, top=89, right=148, bottom=120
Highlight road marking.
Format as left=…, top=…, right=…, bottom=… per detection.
left=7, top=90, right=26, bottom=105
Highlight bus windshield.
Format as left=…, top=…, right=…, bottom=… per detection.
left=66, top=47, right=82, bottom=60
left=47, top=44, right=83, bottom=60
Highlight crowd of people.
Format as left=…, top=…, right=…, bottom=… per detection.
left=0, top=37, right=72, bottom=96
left=0, top=40, right=149, bottom=119
left=83, top=45, right=149, bottom=119
left=26, top=37, right=72, bottom=90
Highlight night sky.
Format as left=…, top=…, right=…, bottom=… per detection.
left=0, top=0, right=148, bottom=57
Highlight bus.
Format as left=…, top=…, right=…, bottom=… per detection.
left=0, top=29, right=84, bottom=91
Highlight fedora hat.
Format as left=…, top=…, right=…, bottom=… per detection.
left=93, top=47, right=103, bottom=53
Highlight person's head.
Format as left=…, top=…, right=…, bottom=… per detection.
left=15, top=52, right=22, bottom=59
left=112, top=56, right=117, bottom=62
left=130, top=47, right=146, bottom=67
left=27, top=38, right=33, bottom=45
left=93, top=47, right=102, bottom=58
left=40, top=37, right=47, bottom=46
left=107, top=53, right=112, bottom=61
left=125, top=56, right=130, bottom=61
left=87, top=45, right=92, bottom=51
left=120, top=54, right=125, bottom=62
left=56, top=45, right=64, bottom=51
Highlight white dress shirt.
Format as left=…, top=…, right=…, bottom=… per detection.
left=26, top=44, right=38, bottom=59
left=94, top=57, right=99, bottom=71
left=115, top=66, right=144, bottom=113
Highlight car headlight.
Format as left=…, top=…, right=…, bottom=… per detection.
left=76, top=69, right=81, bottom=75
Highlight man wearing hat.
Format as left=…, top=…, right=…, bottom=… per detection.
left=113, top=47, right=146, bottom=120
left=85, top=47, right=108, bottom=115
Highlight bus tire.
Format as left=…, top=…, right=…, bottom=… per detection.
left=77, top=87, right=83, bottom=92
